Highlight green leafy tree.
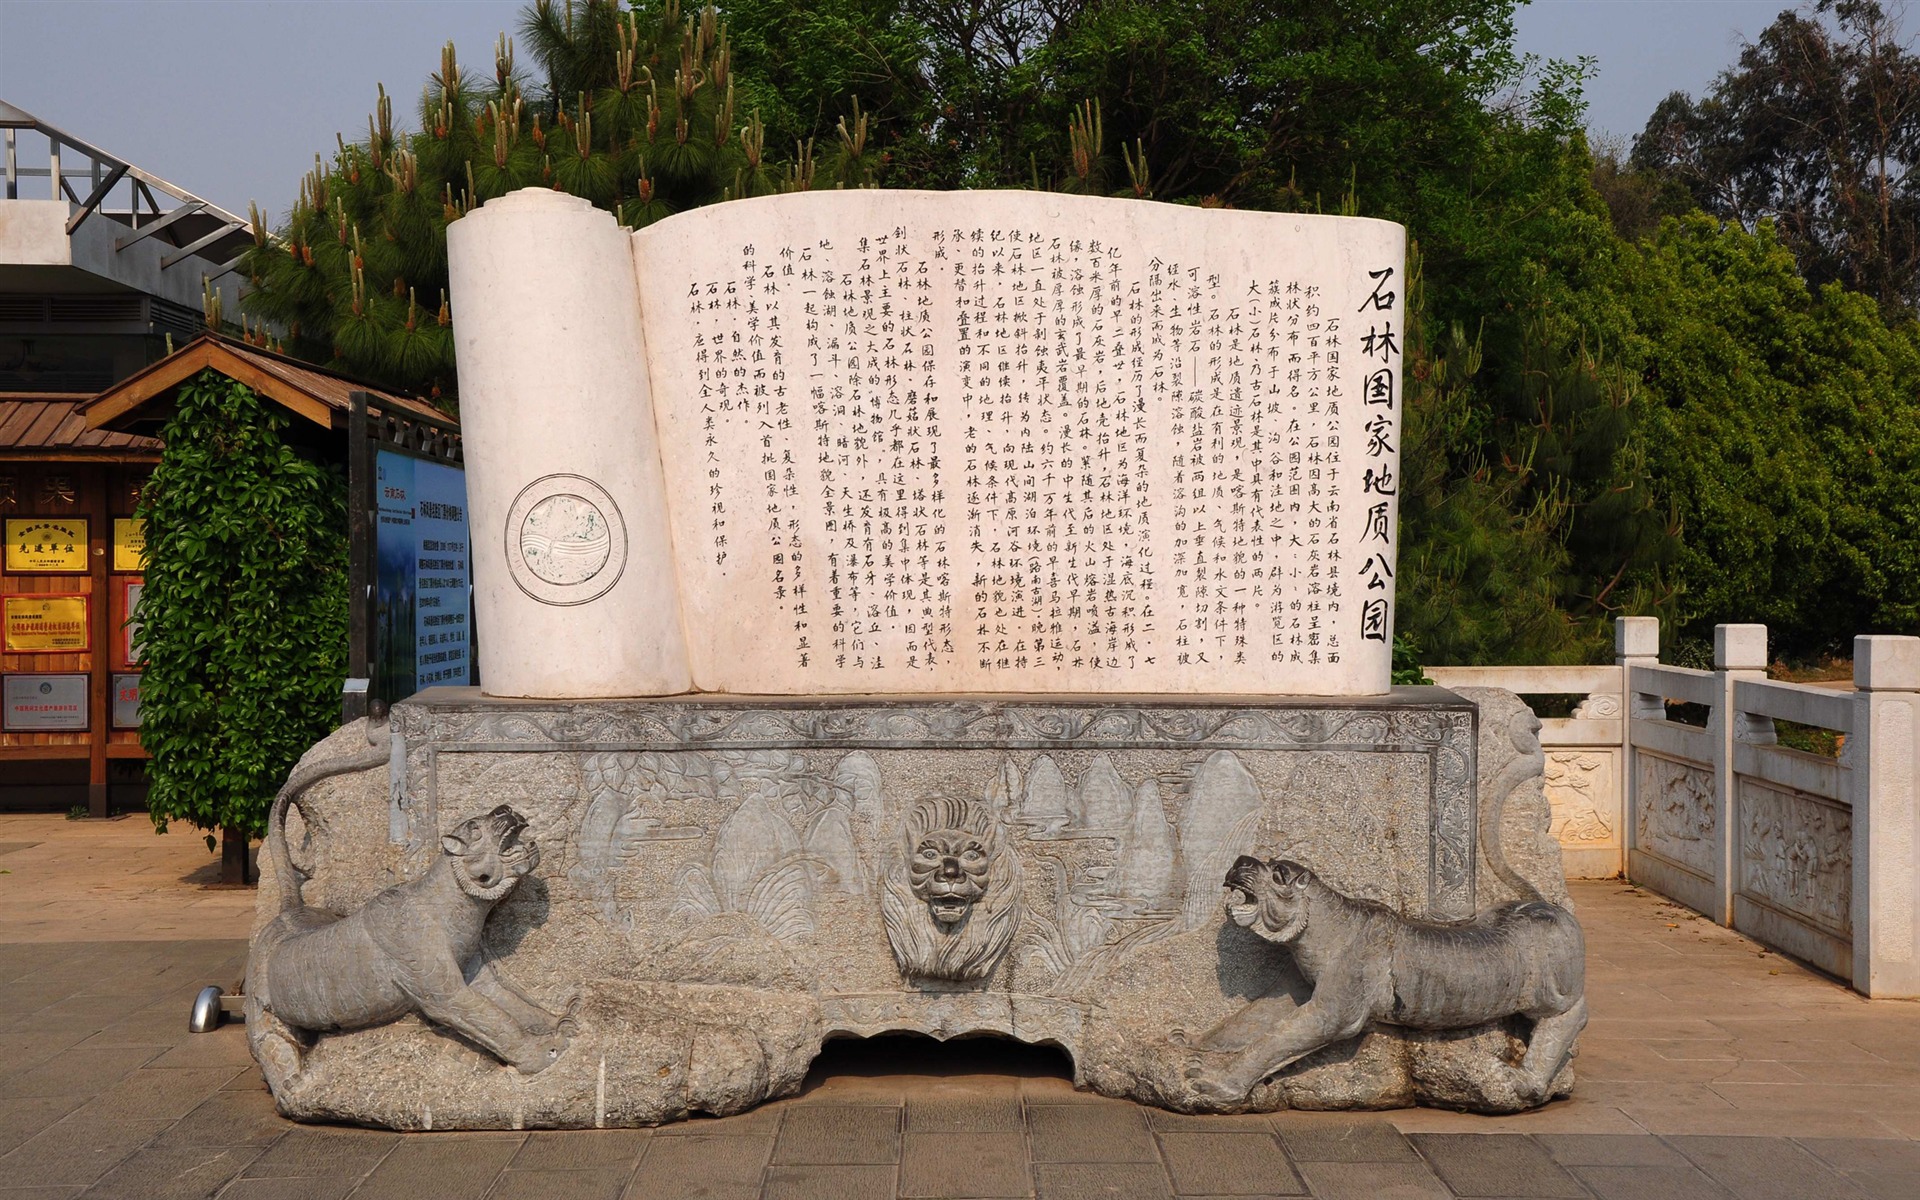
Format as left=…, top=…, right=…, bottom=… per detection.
left=244, top=0, right=1683, bottom=666
left=135, top=372, right=349, bottom=883
left=1632, top=0, right=1920, bottom=313
left=1620, top=213, right=1920, bottom=655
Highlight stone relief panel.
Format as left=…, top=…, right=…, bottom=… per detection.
left=249, top=694, right=1567, bottom=1129
left=414, top=740, right=1443, bottom=1010
left=1738, top=779, right=1852, bottom=935
left=1545, top=750, right=1618, bottom=846
left=1635, top=753, right=1717, bottom=877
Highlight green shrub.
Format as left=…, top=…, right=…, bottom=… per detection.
left=135, top=371, right=348, bottom=881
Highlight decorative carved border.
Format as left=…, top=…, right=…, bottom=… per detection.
left=394, top=694, right=1478, bottom=917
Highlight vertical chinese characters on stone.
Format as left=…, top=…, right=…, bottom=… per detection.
left=643, top=194, right=1403, bottom=694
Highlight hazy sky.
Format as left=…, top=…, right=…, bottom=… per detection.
left=0, top=0, right=1805, bottom=219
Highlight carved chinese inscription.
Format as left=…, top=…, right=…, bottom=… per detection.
left=640, top=193, right=1405, bottom=695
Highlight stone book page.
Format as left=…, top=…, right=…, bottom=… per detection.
left=633, top=191, right=1405, bottom=696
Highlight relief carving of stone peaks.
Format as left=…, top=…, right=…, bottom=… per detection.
left=670, top=750, right=871, bottom=943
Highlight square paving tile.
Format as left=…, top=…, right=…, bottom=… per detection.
left=1534, top=1133, right=1687, bottom=1167
left=1667, top=1134, right=1870, bottom=1199
left=217, top=1177, right=358, bottom=1200
left=511, top=1129, right=651, bottom=1171
left=1034, top=1161, right=1176, bottom=1200
left=764, top=1164, right=897, bottom=1200
left=1712, top=1083, right=1920, bottom=1112
left=144, top=1027, right=257, bottom=1070
left=1029, top=1104, right=1158, bottom=1162
left=239, top=1125, right=398, bottom=1179
left=899, top=1131, right=1030, bottom=1198
left=0, top=1116, right=170, bottom=1188
left=1275, top=1120, right=1416, bottom=1162
left=1155, top=1131, right=1304, bottom=1196
left=627, top=1133, right=773, bottom=1200
left=490, top=1167, right=632, bottom=1199
left=157, top=1088, right=291, bottom=1148
left=1295, top=1160, right=1451, bottom=1200
left=1796, top=1138, right=1920, bottom=1174
left=1571, top=1164, right=1738, bottom=1199
left=0, top=1096, right=84, bottom=1156
left=76, top=1065, right=249, bottom=1122
left=1842, top=1169, right=1920, bottom=1200
left=1409, top=1133, right=1586, bottom=1197
left=349, top=1134, right=524, bottom=1200
left=0, top=1043, right=158, bottom=1097
left=80, top=1142, right=258, bottom=1200
left=773, top=1104, right=901, bottom=1164
left=905, top=1095, right=1025, bottom=1132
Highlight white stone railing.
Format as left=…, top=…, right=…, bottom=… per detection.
left=1435, top=618, right=1920, bottom=999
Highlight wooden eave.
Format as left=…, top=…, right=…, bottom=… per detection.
left=0, top=394, right=162, bottom=460
left=80, top=334, right=452, bottom=438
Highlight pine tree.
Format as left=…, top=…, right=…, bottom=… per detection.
left=239, top=0, right=881, bottom=399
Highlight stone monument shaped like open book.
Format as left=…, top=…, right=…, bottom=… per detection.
left=246, top=189, right=1583, bottom=1129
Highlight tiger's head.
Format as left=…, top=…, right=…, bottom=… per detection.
left=1222, top=855, right=1314, bottom=944
left=444, top=804, right=540, bottom=902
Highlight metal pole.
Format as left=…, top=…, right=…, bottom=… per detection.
left=4, top=129, right=15, bottom=200
left=345, top=391, right=373, bottom=724
left=48, top=136, right=60, bottom=201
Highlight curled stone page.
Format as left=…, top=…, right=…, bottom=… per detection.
left=634, top=190, right=1404, bottom=695
left=448, top=191, right=691, bottom=697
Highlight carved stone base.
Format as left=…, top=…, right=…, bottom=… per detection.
left=250, top=686, right=1577, bottom=1127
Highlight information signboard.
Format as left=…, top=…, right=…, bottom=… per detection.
left=373, top=450, right=472, bottom=701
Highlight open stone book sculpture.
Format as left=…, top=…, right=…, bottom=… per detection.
left=246, top=189, right=1584, bottom=1128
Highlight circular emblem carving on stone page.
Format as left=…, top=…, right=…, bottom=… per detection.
left=504, top=474, right=627, bottom=606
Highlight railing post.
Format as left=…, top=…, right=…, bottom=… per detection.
left=1617, top=617, right=1660, bottom=878
left=1851, top=635, right=1920, bottom=998
left=1710, top=624, right=1769, bottom=926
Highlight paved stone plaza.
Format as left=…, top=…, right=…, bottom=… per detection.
left=1, top=814, right=1918, bottom=1199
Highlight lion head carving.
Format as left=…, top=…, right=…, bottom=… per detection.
left=882, top=794, right=1023, bottom=983
left=908, top=824, right=991, bottom=926
left=445, top=804, right=540, bottom=902
left=1222, top=855, right=1314, bottom=944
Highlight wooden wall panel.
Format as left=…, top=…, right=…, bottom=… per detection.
left=1, top=463, right=152, bottom=764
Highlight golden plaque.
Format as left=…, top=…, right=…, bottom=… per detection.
left=5, top=518, right=88, bottom=572
left=3, top=594, right=90, bottom=652
left=112, top=518, right=146, bottom=572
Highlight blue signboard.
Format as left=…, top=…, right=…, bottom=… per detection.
left=374, top=450, right=472, bottom=701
